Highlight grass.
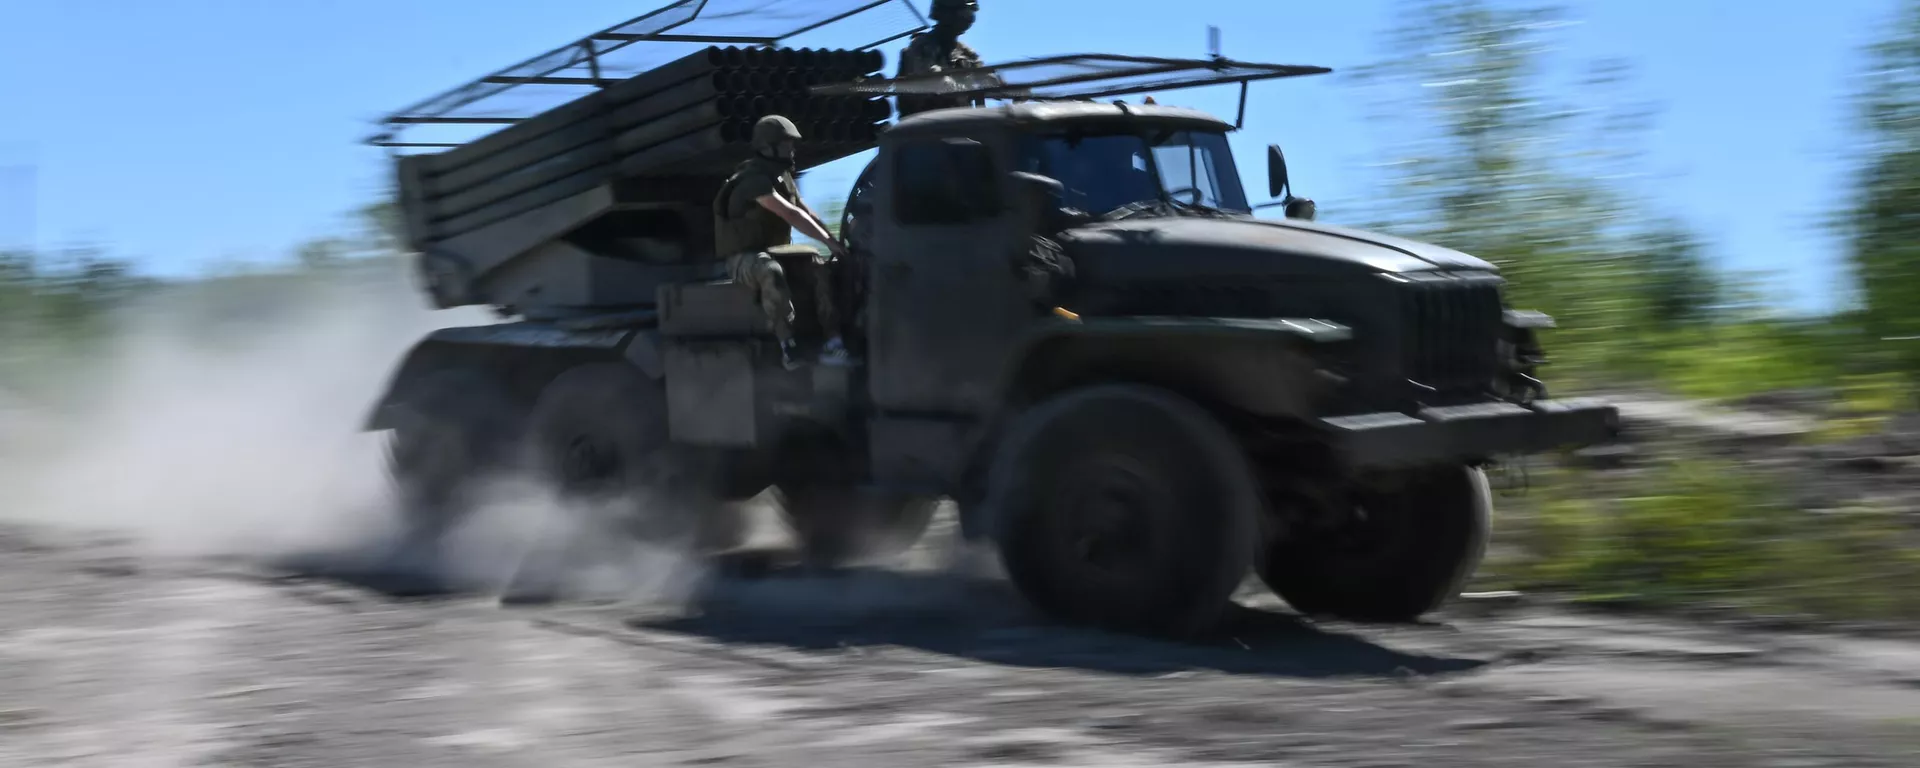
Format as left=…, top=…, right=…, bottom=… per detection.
left=1482, top=460, right=1920, bottom=623
left=1644, top=325, right=1840, bottom=401
left=1808, top=373, right=1914, bottom=443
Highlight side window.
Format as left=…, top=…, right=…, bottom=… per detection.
left=1024, top=135, right=1158, bottom=215
left=1151, top=139, right=1226, bottom=208
left=893, top=139, right=1001, bottom=225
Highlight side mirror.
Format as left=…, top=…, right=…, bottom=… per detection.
left=1008, top=171, right=1065, bottom=212
left=1267, top=144, right=1291, bottom=199
left=1284, top=197, right=1317, bottom=221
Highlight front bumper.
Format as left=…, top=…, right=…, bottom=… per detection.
left=1322, top=397, right=1620, bottom=469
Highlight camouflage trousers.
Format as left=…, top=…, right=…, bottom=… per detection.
left=725, top=250, right=841, bottom=345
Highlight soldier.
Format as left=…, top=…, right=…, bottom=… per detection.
left=896, top=0, right=995, bottom=117
left=714, top=116, right=849, bottom=369
left=1006, top=173, right=1077, bottom=314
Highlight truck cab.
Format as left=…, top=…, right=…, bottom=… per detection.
left=862, top=103, right=1249, bottom=415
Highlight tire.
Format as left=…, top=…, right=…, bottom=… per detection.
left=775, top=487, right=938, bottom=566
left=523, top=362, right=729, bottom=551
left=1258, top=465, right=1492, bottom=622
left=383, top=368, right=523, bottom=538
left=770, top=423, right=937, bottom=567
left=984, top=384, right=1261, bottom=638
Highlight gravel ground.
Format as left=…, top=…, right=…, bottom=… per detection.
left=3, top=514, right=1918, bottom=768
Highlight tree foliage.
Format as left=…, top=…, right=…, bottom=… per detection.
left=1844, top=0, right=1920, bottom=377
left=0, top=201, right=406, bottom=393
left=1351, top=0, right=1744, bottom=387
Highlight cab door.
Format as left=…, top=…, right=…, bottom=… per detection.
left=866, top=133, right=1036, bottom=416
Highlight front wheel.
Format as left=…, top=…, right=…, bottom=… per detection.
left=1258, top=465, right=1492, bottom=622
left=985, top=385, right=1261, bottom=638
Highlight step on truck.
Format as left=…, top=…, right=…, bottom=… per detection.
left=362, top=0, right=1621, bottom=637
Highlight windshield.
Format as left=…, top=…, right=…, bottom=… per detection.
left=1019, top=129, right=1251, bottom=215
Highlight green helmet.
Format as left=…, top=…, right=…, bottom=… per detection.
left=752, top=115, right=803, bottom=150
left=930, top=0, right=978, bottom=18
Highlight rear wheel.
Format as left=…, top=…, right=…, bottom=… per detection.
left=383, top=368, right=523, bottom=539
left=985, top=385, right=1260, bottom=638
left=1258, top=465, right=1491, bottom=622
left=776, top=487, right=938, bottom=567
left=771, top=426, right=937, bottom=566
left=523, top=363, right=734, bottom=552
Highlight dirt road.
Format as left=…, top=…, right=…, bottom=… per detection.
left=3, top=516, right=1918, bottom=768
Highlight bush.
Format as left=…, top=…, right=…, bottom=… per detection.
left=1486, top=460, right=1920, bottom=622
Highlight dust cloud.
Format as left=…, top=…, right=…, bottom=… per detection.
left=0, top=260, right=704, bottom=601
left=0, top=263, right=452, bottom=552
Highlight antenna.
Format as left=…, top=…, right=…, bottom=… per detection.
left=1202, top=26, right=1249, bottom=127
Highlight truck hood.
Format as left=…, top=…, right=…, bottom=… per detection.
left=1056, top=215, right=1496, bottom=279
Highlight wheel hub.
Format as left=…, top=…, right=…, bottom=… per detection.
left=562, top=436, right=621, bottom=493
left=1322, top=500, right=1396, bottom=557
left=1054, top=456, right=1164, bottom=580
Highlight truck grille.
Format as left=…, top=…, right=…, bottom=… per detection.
left=1395, top=273, right=1505, bottom=395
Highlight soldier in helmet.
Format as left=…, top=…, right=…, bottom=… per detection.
left=896, top=0, right=995, bottom=117
left=714, top=116, right=849, bottom=369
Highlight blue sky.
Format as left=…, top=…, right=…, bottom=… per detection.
left=0, top=0, right=1898, bottom=311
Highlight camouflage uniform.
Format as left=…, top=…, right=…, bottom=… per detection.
left=895, top=33, right=995, bottom=117
left=713, top=156, right=840, bottom=346
left=899, top=31, right=985, bottom=76
left=1018, top=233, right=1075, bottom=310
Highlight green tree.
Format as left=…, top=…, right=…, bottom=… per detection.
left=0, top=244, right=155, bottom=389
left=1351, top=0, right=1720, bottom=382
left=296, top=238, right=349, bottom=271
left=1629, top=218, right=1721, bottom=328
left=1843, top=0, right=1920, bottom=377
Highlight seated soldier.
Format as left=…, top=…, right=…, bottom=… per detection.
left=896, top=0, right=998, bottom=117
left=714, top=116, right=850, bottom=369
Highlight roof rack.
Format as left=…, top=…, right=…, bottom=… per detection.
left=812, top=53, right=1333, bottom=127
left=370, top=0, right=929, bottom=148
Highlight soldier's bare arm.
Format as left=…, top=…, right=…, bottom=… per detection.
left=757, top=194, right=847, bottom=255
left=798, top=201, right=840, bottom=239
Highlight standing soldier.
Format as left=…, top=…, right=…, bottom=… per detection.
left=714, top=116, right=850, bottom=369
left=896, top=0, right=995, bottom=118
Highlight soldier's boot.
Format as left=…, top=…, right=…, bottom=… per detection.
left=818, top=336, right=850, bottom=367
left=810, top=267, right=852, bottom=367
left=778, top=338, right=803, bottom=371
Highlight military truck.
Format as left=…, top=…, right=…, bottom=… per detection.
left=363, top=0, right=1619, bottom=637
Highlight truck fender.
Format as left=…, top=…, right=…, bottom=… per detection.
left=994, top=315, right=1353, bottom=420
left=361, top=323, right=661, bottom=432
left=951, top=316, right=1354, bottom=542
